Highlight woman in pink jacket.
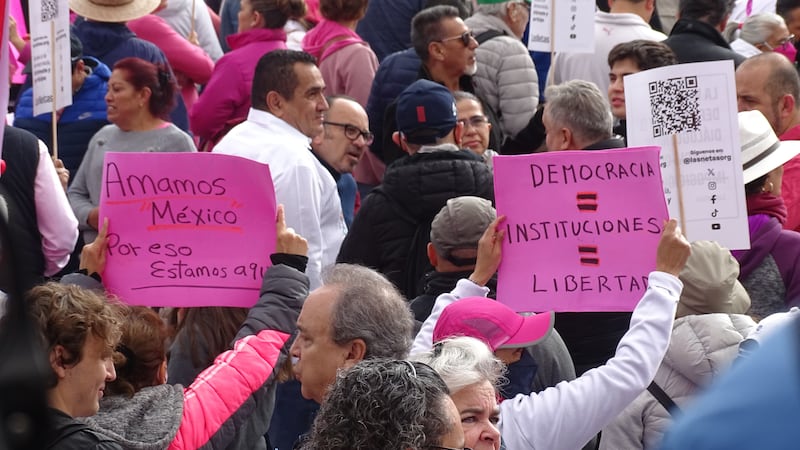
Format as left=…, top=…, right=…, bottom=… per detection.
left=190, top=0, right=305, bottom=149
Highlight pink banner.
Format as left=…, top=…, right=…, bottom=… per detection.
left=99, top=152, right=276, bottom=307
left=494, top=147, right=668, bottom=312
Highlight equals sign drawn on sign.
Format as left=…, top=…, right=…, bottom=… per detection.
left=576, top=192, right=598, bottom=212
left=579, top=245, right=599, bottom=266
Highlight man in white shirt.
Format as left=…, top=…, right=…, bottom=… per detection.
left=215, top=50, right=347, bottom=290
left=549, top=0, right=666, bottom=95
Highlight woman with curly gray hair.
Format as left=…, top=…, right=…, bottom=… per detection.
left=301, top=359, right=467, bottom=450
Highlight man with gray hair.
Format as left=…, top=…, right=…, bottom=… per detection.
left=290, top=263, right=415, bottom=404
left=542, top=80, right=623, bottom=151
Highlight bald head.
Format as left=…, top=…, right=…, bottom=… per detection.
left=313, top=96, right=370, bottom=174
left=736, top=52, right=800, bottom=135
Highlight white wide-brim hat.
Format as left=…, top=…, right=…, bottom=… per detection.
left=739, top=110, right=800, bottom=184
left=70, top=0, right=159, bottom=23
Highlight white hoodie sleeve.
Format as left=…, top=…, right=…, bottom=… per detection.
left=498, top=271, right=682, bottom=450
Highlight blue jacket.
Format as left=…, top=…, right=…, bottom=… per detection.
left=356, top=0, right=426, bottom=62
left=72, top=20, right=190, bottom=132
left=365, top=48, right=421, bottom=164
left=14, top=57, right=111, bottom=176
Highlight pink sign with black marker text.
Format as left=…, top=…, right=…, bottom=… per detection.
left=99, top=152, right=276, bottom=307
left=493, top=147, right=668, bottom=312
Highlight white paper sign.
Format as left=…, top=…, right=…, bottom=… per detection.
left=528, top=0, right=594, bottom=53
left=29, top=0, right=71, bottom=116
left=625, top=60, right=750, bottom=250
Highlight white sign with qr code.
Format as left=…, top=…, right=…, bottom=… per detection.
left=29, top=0, right=72, bottom=117
left=527, top=0, right=594, bottom=53
left=624, top=60, right=750, bottom=250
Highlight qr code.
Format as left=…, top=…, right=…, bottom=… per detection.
left=41, top=0, right=58, bottom=22
left=649, top=76, right=701, bottom=137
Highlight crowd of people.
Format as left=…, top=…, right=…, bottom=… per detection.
left=2, top=0, right=800, bottom=449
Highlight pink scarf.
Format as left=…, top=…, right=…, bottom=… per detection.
left=302, top=19, right=365, bottom=64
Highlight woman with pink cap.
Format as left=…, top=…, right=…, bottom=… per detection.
left=412, top=217, right=692, bottom=450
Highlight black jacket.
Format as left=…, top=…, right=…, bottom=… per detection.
left=0, top=126, right=46, bottom=294
left=337, top=147, right=494, bottom=299
left=410, top=270, right=498, bottom=322
left=47, top=408, right=121, bottom=449
left=663, top=18, right=745, bottom=68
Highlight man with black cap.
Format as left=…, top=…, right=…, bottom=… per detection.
left=337, top=79, right=493, bottom=299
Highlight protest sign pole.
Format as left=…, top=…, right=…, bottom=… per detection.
left=671, top=134, right=686, bottom=234
left=549, top=0, right=555, bottom=55
left=50, top=20, right=58, bottom=160
left=190, top=0, right=196, bottom=38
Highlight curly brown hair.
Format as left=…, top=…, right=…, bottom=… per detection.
left=107, top=306, right=169, bottom=398
left=27, top=283, right=125, bottom=388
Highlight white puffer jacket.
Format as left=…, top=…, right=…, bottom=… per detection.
left=600, top=313, right=756, bottom=450
left=465, top=12, right=539, bottom=141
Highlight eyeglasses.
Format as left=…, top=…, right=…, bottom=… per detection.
left=428, top=446, right=474, bottom=450
left=763, top=34, right=796, bottom=50
left=438, top=30, right=476, bottom=47
left=457, top=115, right=489, bottom=129
left=322, top=121, right=374, bottom=144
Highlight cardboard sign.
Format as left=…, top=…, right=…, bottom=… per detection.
left=625, top=60, right=750, bottom=250
left=99, top=152, right=277, bottom=307
left=528, top=0, right=594, bottom=53
left=493, top=147, right=668, bottom=313
left=28, top=0, right=71, bottom=116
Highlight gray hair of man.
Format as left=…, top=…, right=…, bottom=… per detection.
left=544, top=80, right=613, bottom=146
left=740, top=13, right=788, bottom=46
left=324, top=264, right=414, bottom=360
left=412, top=336, right=506, bottom=394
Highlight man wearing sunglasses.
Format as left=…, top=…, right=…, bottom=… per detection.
left=311, top=96, right=373, bottom=228
left=366, top=5, right=502, bottom=177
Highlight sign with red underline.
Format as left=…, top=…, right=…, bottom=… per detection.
left=99, top=152, right=276, bottom=307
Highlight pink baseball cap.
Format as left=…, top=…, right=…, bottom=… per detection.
left=433, top=297, right=555, bottom=351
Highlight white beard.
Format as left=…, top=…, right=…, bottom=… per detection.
left=465, top=62, right=478, bottom=76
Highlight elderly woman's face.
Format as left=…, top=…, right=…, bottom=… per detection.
left=105, top=69, right=148, bottom=128
left=450, top=380, right=501, bottom=450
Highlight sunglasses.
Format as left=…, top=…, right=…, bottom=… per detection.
left=439, top=30, right=476, bottom=47
left=322, top=121, right=374, bottom=144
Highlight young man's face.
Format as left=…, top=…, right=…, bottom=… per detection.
left=52, top=333, right=116, bottom=417
left=608, top=58, right=641, bottom=120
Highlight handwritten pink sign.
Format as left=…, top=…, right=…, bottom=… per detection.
left=99, top=152, right=276, bottom=307
left=494, top=147, right=668, bottom=312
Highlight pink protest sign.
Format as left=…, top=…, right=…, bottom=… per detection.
left=494, top=147, right=668, bottom=312
left=99, top=152, right=276, bottom=307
